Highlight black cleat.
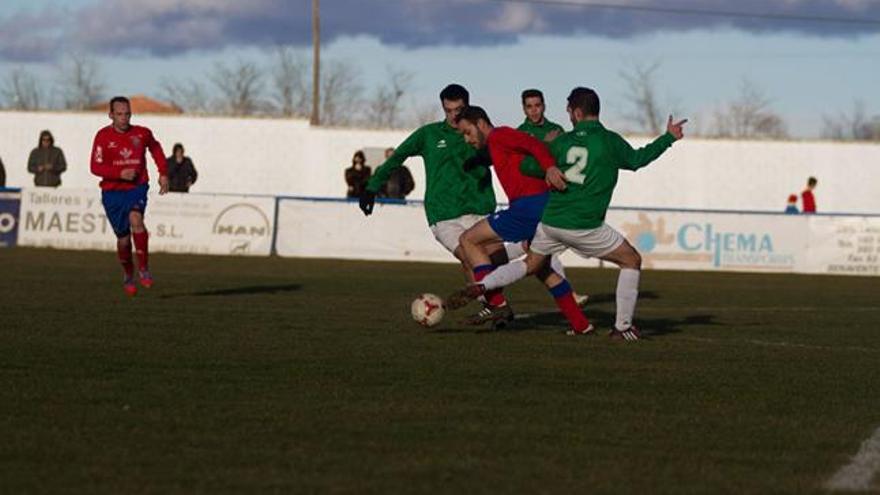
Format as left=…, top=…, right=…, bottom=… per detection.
left=464, top=303, right=514, bottom=327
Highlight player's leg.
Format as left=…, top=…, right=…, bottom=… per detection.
left=129, top=210, right=153, bottom=288
left=598, top=238, right=642, bottom=340
left=458, top=219, right=508, bottom=309
left=548, top=254, right=589, bottom=307
left=102, top=189, right=137, bottom=296
left=532, top=261, right=593, bottom=335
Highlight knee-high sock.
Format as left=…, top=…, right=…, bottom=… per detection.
left=550, top=254, right=566, bottom=279
left=481, top=260, right=528, bottom=291
left=473, top=264, right=506, bottom=307
left=615, top=268, right=641, bottom=330
left=504, top=242, right=526, bottom=261
left=549, top=280, right=591, bottom=332
left=117, top=236, right=134, bottom=278
left=132, top=230, right=149, bottom=271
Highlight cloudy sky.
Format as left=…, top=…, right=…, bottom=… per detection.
left=1, top=0, right=879, bottom=137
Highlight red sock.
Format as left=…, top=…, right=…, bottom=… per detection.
left=550, top=281, right=591, bottom=332
left=117, top=236, right=134, bottom=278
left=473, top=264, right=506, bottom=307
left=132, top=230, right=149, bottom=272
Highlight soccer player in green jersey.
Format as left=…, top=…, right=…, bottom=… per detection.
left=450, top=87, right=687, bottom=340
left=360, top=84, right=520, bottom=302
left=518, top=88, right=565, bottom=142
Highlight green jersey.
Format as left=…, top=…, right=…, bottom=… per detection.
left=366, top=121, right=496, bottom=225
left=542, top=120, right=676, bottom=230
left=517, top=118, right=565, bottom=179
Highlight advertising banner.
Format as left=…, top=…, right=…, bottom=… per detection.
left=605, top=209, right=807, bottom=273
left=0, top=190, right=21, bottom=248
left=804, top=216, right=880, bottom=276
left=17, top=188, right=275, bottom=256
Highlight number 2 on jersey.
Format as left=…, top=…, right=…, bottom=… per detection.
left=564, top=146, right=589, bottom=184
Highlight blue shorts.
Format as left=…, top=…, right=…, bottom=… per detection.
left=102, top=184, right=148, bottom=237
left=487, top=192, right=549, bottom=243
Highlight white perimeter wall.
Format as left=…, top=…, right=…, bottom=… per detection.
left=1, top=111, right=879, bottom=213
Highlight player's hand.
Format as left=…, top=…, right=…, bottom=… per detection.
left=119, top=168, right=137, bottom=181
left=544, top=129, right=561, bottom=142
left=359, top=190, right=376, bottom=216
left=158, top=175, right=170, bottom=195
left=667, top=115, right=688, bottom=140
left=545, top=166, right=567, bottom=191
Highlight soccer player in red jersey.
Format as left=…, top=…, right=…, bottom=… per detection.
left=90, top=96, right=169, bottom=296
left=451, top=105, right=592, bottom=333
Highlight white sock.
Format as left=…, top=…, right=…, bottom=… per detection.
left=482, top=260, right=528, bottom=291
left=615, top=268, right=640, bottom=330
left=504, top=242, right=526, bottom=261
left=550, top=254, right=566, bottom=279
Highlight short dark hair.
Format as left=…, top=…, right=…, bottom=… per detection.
left=109, top=96, right=130, bottom=111
left=440, top=84, right=469, bottom=105
left=567, top=87, right=600, bottom=116
left=352, top=150, right=366, bottom=165
left=807, top=176, right=818, bottom=187
left=173, top=143, right=184, bottom=154
left=521, top=89, right=544, bottom=104
left=455, top=105, right=492, bottom=127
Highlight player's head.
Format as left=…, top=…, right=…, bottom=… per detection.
left=440, top=84, right=469, bottom=129
left=807, top=176, right=818, bottom=188
left=108, top=96, right=132, bottom=131
left=521, top=89, right=546, bottom=125
left=455, top=105, right=493, bottom=149
left=566, top=87, right=600, bottom=125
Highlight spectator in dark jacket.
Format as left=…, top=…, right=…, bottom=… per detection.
left=0, top=155, right=6, bottom=187
left=28, top=130, right=66, bottom=187
left=166, top=143, right=198, bottom=193
left=344, top=150, right=371, bottom=198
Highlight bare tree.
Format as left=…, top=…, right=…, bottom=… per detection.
left=271, top=46, right=310, bottom=118
left=368, top=67, right=414, bottom=129
left=160, top=78, right=212, bottom=114
left=710, top=80, right=787, bottom=139
left=210, top=60, right=264, bottom=116
left=822, top=100, right=880, bottom=141
left=409, top=102, right=438, bottom=127
left=620, top=62, right=663, bottom=135
left=320, top=59, right=363, bottom=126
left=57, top=52, right=105, bottom=110
left=1, top=68, right=43, bottom=110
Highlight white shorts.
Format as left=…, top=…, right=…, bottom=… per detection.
left=530, top=222, right=624, bottom=259
left=429, top=214, right=485, bottom=254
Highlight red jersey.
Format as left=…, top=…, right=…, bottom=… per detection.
left=486, top=126, right=555, bottom=201
left=801, top=189, right=816, bottom=213
left=90, top=125, right=168, bottom=191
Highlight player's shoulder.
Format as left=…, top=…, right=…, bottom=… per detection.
left=129, top=124, right=154, bottom=136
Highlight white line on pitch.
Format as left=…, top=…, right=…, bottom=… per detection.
left=827, top=425, right=880, bottom=492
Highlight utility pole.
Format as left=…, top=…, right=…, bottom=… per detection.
left=310, top=0, right=320, bottom=126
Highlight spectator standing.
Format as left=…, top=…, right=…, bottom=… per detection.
left=784, top=194, right=799, bottom=214
left=379, top=147, right=415, bottom=199
left=344, top=150, right=371, bottom=198
left=801, top=176, right=818, bottom=214
left=28, top=130, right=67, bottom=187
left=166, top=143, right=198, bottom=193
left=0, top=155, right=6, bottom=187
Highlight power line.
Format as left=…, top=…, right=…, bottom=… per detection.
left=485, top=0, right=880, bottom=26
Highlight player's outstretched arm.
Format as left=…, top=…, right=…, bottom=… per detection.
left=616, top=115, right=686, bottom=171
left=361, top=126, right=425, bottom=216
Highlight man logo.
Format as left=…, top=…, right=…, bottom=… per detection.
left=0, top=212, right=15, bottom=234
left=212, top=203, right=271, bottom=254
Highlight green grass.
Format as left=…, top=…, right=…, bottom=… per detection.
left=1, top=247, right=879, bottom=493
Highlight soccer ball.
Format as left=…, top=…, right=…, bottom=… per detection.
left=411, top=293, right=446, bottom=327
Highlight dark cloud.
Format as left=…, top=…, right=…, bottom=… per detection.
left=1, top=0, right=878, bottom=62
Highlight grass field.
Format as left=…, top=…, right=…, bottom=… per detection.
left=2, top=247, right=879, bottom=493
